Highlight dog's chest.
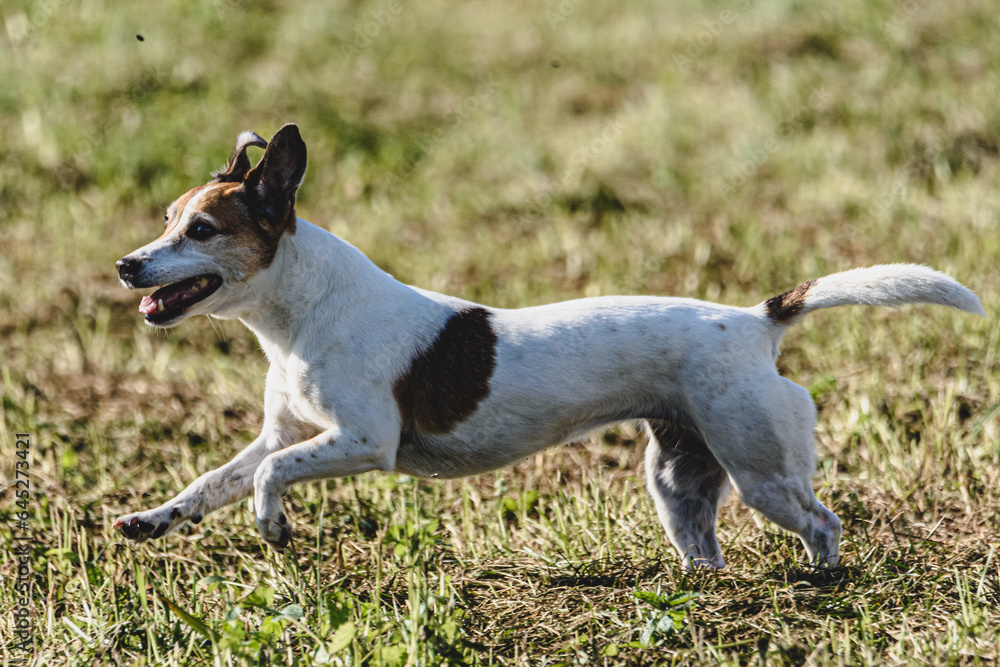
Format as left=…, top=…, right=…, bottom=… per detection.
left=273, top=357, right=336, bottom=429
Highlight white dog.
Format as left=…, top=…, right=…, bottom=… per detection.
left=114, top=124, right=984, bottom=568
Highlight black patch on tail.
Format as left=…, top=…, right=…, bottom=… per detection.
left=394, top=307, right=497, bottom=434
left=765, top=279, right=816, bottom=323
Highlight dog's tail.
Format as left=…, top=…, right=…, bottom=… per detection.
left=757, top=264, right=984, bottom=327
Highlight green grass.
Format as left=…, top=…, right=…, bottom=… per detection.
left=2, top=0, right=999, bottom=664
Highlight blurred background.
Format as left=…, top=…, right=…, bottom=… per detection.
left=1, top=0, right=998, bottom=664
left=4, top=0, right=998, bottom=310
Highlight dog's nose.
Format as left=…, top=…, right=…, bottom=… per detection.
left=116, top=256, right=142, bottom=280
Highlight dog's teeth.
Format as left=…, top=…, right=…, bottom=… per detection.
left=197, top=277, right=208, bottom=288
left=157, top=299, right=164, bottom=313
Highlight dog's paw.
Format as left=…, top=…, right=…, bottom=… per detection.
left=114, top=504, right=202, bottom=543
left=256, top=511, right=293, bottom=552
left=814, top=553, right=840, bottom=569
left=114, top=511, right=170, bottom=542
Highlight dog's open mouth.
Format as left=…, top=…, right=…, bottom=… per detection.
left=139, top=274, right=223, bottom=323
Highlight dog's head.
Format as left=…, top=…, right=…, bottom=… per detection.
left=116, top=123, right=307, bottom=327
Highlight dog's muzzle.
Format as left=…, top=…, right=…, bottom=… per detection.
left=116, top=255, right=143, bottom=287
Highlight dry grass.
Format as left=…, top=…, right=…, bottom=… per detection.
left=2, top=0, right=999, bottom=664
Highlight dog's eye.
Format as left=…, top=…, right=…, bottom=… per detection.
left=163, top=215, right=169, bottom=227
left=187, top=221, right=218, bottom=241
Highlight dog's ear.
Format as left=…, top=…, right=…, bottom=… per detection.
left=213, top=131, right=268, bottom=183
left=245, top=124, right=307, bottom=231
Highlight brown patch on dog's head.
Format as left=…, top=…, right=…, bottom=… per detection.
left=765, top=279, right=816, bottom=323
left=155, top=182, right=277, bottom=276
left=394, top=308, right=498, bottom=434
left=157, top=125, right=308, bottom=275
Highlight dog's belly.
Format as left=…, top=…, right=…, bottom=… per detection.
left=394, top=431, right=535, bottom=478
left=392, top=424, right=610, bottom=479
left=392, top=392, right=690, bottom=478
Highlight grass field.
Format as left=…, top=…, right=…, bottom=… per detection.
left=2, top=0, right=999, bottom=664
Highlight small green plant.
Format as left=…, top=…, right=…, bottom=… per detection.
left=631, top=589, right=700, bottom=648
left=499, top=489, right=541, bottom=522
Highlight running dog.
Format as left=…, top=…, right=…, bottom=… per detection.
left=114, top=124, right=984, bottom=568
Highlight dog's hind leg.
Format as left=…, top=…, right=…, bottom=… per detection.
left=699, top=375, right=842, bottom=567
left=645, top=419, right=730, bottom=569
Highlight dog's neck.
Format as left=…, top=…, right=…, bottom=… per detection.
left=236, top=219, right=409, bottom=358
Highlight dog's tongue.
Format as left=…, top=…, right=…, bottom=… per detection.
left=139, top=295, right=158, bottom=314
left=137, top=276, right=219, bottom=317
left=138, top=283, right=179, bottom=315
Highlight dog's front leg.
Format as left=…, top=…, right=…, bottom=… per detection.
left=114, top=417, right=302, bottom=543
left=252, top=426, right=393, bottom=551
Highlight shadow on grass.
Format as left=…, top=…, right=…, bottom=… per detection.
left=548, top=556, right=669, bottom=588
left=762, top=565, right=860, bottom=588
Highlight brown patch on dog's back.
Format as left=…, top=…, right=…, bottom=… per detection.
left=765, top=279, right=816, bottom=323
left=394, top=307, right=497, bottom=434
